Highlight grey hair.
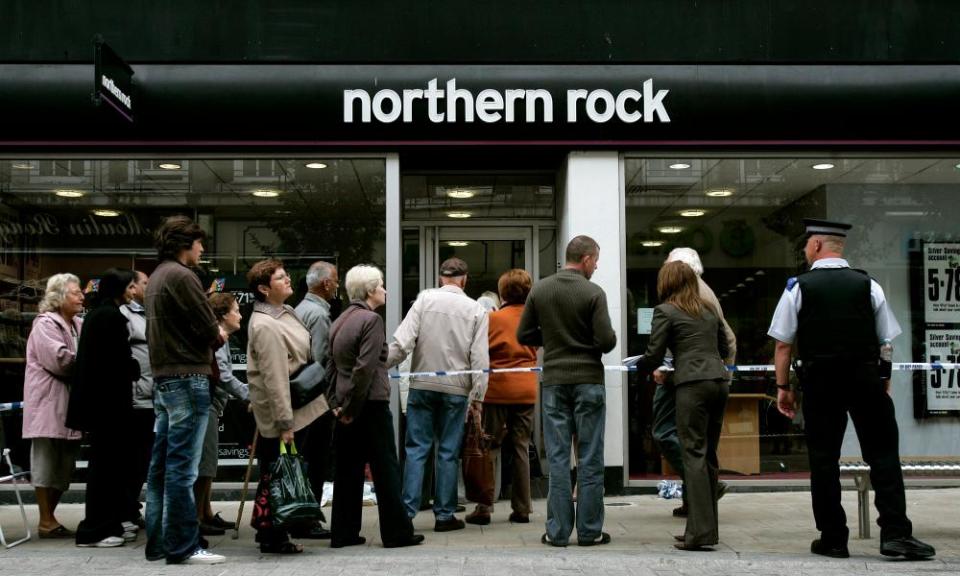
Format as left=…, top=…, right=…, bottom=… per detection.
left=305, top=261, right=336, bottom=290
left=665, top=247, right=704, bottom=277
left=39, top=273, right=81, bottom=313
left=344, top=265, right=383, bottom=301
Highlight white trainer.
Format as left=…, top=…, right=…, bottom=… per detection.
left=77, top=535, right=125, bottom=548
left=183, top=548, right=226, bottom=565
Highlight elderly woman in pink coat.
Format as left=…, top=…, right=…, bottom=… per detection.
left=22, top=273, right=85, bottom=538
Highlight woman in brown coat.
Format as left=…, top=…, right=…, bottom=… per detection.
left=329, top=265, right=423, bottom=549
left=246, top=259, right=328, bottom=554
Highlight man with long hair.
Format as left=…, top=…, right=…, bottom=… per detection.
left=143, top=215, right=226, bottom=565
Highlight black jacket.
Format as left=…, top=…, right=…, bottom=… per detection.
left=67, top=302, right=140, bottom=432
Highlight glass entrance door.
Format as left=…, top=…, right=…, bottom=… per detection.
left=433, top=227, right=533, bottom=299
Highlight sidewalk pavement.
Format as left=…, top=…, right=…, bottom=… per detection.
left=1, top=488, right=957, bottom=575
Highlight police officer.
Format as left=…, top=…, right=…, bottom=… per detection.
left=768, top=218, right=935, bottom=560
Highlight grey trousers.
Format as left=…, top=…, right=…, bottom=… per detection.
left=675, top=379, right=729, bottom=547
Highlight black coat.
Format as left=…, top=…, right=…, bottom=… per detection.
left=66, top=302, right=140, bottom=432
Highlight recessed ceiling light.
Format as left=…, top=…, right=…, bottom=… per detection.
left=755, top=270, right=766, bottom=276
left=705, top=188, right=734, bottom=197
left=92, top=209, right=121, bottom=217
left=954, top=162, right=960, bottom=170
left=812, top=163, right=835, bottom=170
left=158, top=162, right=182, bottom=170
left=658, top=226, right=683, bottom=234
left=54, top=189, right=85, bottom=198
left=745, top=277, right=754, bottom=282
left=669, top=163, right=691, bottom=170
left=680, top=209, right=705, bottom=218
left=11, top=161, right=33, bottom=170
left=274, top=209, right=293, bottom=215
left=252, top=189, right=280, bottom=198
left=447, top=241, right=470, bottom=247
left=641, top=240, right=665, bottom=247
left=446, top=211, right=472, bottom=219
left=447, top=189, right=475, bottom=199
left=736, top=283, right=746, bottom=288
left=304, top=162, right=328, bottom=169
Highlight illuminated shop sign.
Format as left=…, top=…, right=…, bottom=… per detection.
left=344, top=78, right=670, bottom=125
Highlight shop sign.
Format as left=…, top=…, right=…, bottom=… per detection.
left=913, top=241, right=960, bottom=416
left=343, top=78, right=670, bottom=125
left=94, top=39, right=134, bottom=122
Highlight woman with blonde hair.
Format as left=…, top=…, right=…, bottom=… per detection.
left=635, top=261, right=730, bottom=551
left=329, top=265, right=423, bottom=548
left=22, top=273, right=85, bottom=539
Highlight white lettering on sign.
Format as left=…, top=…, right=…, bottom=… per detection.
left=343, top=78, right=667, bottom=124
left=101, top=75, right=132, bottom=110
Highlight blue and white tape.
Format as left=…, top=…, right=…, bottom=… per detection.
left=0, top=401, right=24, bottom=412
left=388, top=362, right=960, bottom=379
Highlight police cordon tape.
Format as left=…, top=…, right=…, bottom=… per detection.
left=388, top=362, right=960, bottom=379
left=1, top=363, right=956, bottom=411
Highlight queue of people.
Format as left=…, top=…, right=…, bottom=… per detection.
left=16, top=217, right=937, bottom=563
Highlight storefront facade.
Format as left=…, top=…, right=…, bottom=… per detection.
left=3, top=3, right=960, bottom=491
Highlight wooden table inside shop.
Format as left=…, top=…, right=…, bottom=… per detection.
left=717, top=393, right=769, bottom=475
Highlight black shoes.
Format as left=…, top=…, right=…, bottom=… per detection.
left=208, top=513, right=234, bottom=530
left=508, top=512, right=530, bottom=524
left=383, top=534, right=425, bottom=548
left=540, top=533, right=566, bottom=547
left=434, top=517, right=466, bottom=532
left=880, top=535, right=936, bottom=559
left=811, top=538, right=850, bottom=559
left=290, top=523, right=332, bottom=539
left=330, top=536, right=366, bottom=548
left=199, top=522, right=225, bottom=536
left=578, top=532, right=611, bottom=546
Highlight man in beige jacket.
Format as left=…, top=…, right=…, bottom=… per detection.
left=388, top=257, right=489, bottom=532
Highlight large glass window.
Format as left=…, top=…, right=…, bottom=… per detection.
left=624, top=157, right=960, bottom=481
left=0, top=157, right=386, bottom=472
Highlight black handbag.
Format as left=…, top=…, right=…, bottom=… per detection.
left=289, top=360, right=326, bottom=409
left=289, top=306, right=359, bottom=409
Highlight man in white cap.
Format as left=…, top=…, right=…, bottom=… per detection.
left=768, top=218, right=935, bottom=560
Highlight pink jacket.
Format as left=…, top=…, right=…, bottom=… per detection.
left=22, top=312, right=83, bottom=440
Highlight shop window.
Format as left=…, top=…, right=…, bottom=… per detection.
left=624, top=157, right=960, bottom=481
left=0, top=157, right=386, bottom=474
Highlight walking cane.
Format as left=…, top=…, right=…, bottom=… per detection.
left=232, top=428, right=259, bottom=539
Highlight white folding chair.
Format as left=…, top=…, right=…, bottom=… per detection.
left=0, top=448, right=31, bottom=548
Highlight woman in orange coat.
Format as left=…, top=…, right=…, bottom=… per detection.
left=465, top=269, right=538, bottom=525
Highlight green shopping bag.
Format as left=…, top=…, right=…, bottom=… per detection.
left=268, top=440, right=323, bottom=529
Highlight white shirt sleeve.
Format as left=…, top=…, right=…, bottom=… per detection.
left=870, top=280, right=902, bottom=341
left=767, top=279, right=801, bottom=344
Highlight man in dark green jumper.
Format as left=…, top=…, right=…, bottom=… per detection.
left=517, top=235, right=617, bottom=547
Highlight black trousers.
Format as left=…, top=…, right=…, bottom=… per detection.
left=125, top=407, right=156, bottom=521
left=801, top=360, right=912, bottom=544
left=332, top=400, right=414, bottom=545
left=298, top=411, right=334, bottom=507
left=77, top=422, right=133, bottom=544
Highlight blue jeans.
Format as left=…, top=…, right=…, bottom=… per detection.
left=541, top=383, right=605, bottom=545
left=652, top=382, right=684, bottom=476
left=145, top=376, right=211, bottom=563
left=402, top=389, right=469, bottom=520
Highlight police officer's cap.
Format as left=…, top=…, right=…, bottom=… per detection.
left=803, top=218, right=852, bottom=238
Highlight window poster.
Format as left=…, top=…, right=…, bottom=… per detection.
left=923, top=328, right=960, bottom=413
left=923, top=243, right=960, bottom=323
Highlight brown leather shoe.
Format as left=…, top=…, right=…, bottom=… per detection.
left=508, top=512, right=530, bottom=523
left=465, top=510, right=491, bottom=525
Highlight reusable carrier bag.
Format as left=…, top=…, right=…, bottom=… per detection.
left=268, top=441, right=323, bottom=528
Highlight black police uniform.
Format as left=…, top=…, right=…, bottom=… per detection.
left=795, top=266, right=911, bottom=546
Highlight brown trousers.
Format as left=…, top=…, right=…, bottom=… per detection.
left=465, top=403, right=535, bottom=515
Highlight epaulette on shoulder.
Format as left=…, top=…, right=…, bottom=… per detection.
left=785, top=277, right=798, bottom=291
